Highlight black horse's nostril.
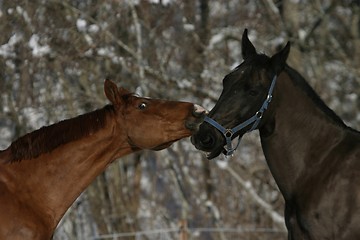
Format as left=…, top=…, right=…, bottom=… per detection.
left=191, top=122, right=224, bottom=155
left=199, top=133, right=215, bottom=148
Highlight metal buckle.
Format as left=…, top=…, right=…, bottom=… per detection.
left=224, top=129, right=233, bottom=138
left=255, top=111, right=263, bottom=119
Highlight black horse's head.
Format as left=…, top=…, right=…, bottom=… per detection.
left=191, top=29, right=290, bottom=159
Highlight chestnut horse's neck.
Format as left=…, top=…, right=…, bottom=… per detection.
left=259, top=66, right=355, bottom=199
left=0, top=106, right=134, bottom=237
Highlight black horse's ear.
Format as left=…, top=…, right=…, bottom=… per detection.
left=242, top=29, right=257, bottom=60
left=270, top=42, right=290, bottom=75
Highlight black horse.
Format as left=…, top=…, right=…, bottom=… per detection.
left=192, top=29, right=360, bottom=240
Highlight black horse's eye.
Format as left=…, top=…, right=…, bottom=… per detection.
left=249, top=89, right=259, bottom=96
left=138, top=102, right=147, bottom=110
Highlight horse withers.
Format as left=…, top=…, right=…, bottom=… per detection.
left=192, top=29, right=360, bottom=240
left=0, top=79, right=205, bottom=240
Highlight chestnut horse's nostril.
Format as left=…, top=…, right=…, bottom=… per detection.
left=194, top=104, right=208, bottom=114
left=192, top=104, right=208, bottom=118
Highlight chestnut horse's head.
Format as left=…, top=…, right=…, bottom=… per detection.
left=104, top=80, right=206, bottom=151
left=191, top=29, right=290, bottom=159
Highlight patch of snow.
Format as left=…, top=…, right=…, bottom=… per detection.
left=183, top=23, right=194, bottom=32
left=202, top=98, right=215, bottom=112
left=205, top=200, right=220, bottom=220
left=97, top=47, right=112, bottom=56
left=29, top=34, right=51, bottom=57
left=209, top=32, right=224, bottom=49
left=16, top=6, right=32, bottom=26
left=216, top=158, right=229, bottom=169
left=84, top=49, right=93, bottom=57
left=84, top=34, right=93, bottom=45
left=244, top=180, right=252, bottom=189
left=0, top=33, right=23, bottom=57
left=125, top=0, right=140, bottom=5
left=177, top=78, right=192, bottom=89
left=135, top=86, right=143, bottom=96
left=270, top=36, right=286, bottom=47
left=88, top=24, right=99, bottom=33
left=7, top=8, right=14, bottom=14
left=137, top=200, right=152, bottom=218
left=298, top=29, right=306, bottom=41
left=76, top=19, right=87, bottom=32
left=0, top=126, right=12, bottom=149
left=21, top=107, right=48, bottom=130
left=347, top=93, right=357, bottom=101
left=148, top=0, right=173, bottom=5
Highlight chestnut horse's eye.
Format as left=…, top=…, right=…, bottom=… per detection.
left=138, top=102, right=147, bottom=110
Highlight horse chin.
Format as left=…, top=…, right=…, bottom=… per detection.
left=206, top=135, right=243, bottom=159
left=206, top=146, right=224, bottom=160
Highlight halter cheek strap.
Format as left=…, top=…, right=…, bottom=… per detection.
left=204, top=75, right=277, bottom=156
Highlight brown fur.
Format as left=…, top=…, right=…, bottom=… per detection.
left=0, top=80, right=204, bottom=239
left=8, top=105, right=113, bottom=162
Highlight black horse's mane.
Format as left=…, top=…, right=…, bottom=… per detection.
left=283, top=65, right=347, bottom=127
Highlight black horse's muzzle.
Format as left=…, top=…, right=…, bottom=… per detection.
left=191, top=122, right=226, bottom=159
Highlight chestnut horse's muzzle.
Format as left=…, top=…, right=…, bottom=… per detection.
left=185, top=104, right=207, bottom=133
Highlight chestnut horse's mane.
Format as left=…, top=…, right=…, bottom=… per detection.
left=7, top=105, right=114, bottom=162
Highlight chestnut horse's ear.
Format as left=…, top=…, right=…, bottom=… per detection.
left=118, top=87, right=131, bottom=96
left=270, top=41, right=291, bottom=75
left=242, top=29, right=257, bottom=60
left=104, top=79, right=123, bottom=107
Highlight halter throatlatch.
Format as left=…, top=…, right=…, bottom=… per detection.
left=204, top=75, right=277, bottom=156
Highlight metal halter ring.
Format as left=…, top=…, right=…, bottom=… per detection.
left=224, top=129, right=233, bottom=138
left=255, top=111, right=263, bottom=119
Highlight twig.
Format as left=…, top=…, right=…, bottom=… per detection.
left=224, top=166, right=286, bottom=230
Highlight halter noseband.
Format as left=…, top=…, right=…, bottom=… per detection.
left=204, top=75, right=277, bottom=156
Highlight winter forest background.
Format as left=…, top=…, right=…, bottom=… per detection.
left=0, top=0, right=359, bottom=239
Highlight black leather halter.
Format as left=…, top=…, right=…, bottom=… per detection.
left=204, top=75, right=277, bottom=156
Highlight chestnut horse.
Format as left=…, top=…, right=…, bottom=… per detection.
left=0, top=79, right=205, bottom=240
left=192, top=30, right=360, bottom=239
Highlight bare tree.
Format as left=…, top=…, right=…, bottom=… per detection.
left=0, top=1, right=359, bottom=239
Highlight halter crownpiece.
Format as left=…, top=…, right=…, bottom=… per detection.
left=204, top=75, right=278, bottom=156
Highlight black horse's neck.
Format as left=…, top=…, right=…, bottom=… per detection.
left=284, top=66, right=348, bottom=127
left=259, top=66, right=351, bottom=199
